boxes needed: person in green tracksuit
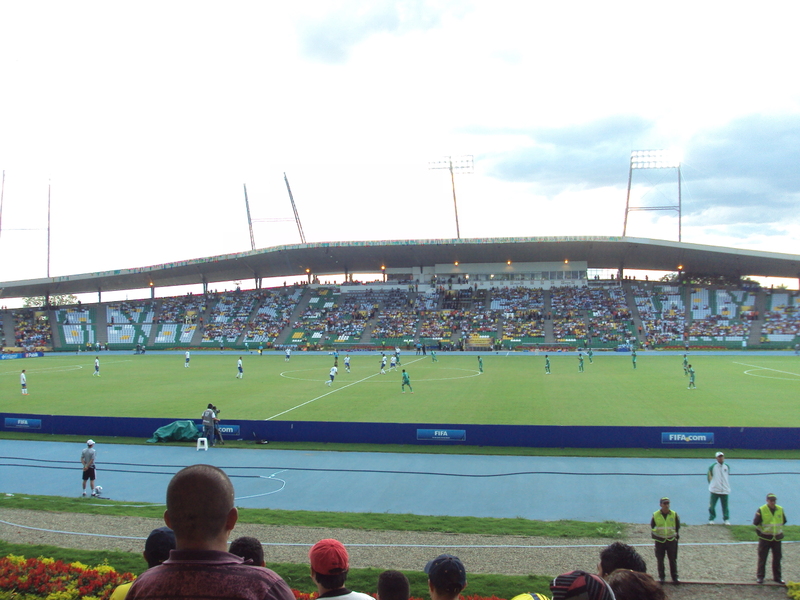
[431,350,438,362]
[578,353,584,372]
[683,354,689,375]
[632,349,637,369]
[587,348,593,364]
[401,369,413,393]
[687,365,696,389]
[545,355,551,374]
[478,356,483,373]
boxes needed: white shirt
[708,461,731,495]
[330,366,338,377]
[186,351,190,359]
[20,373,26,385]
[237,359,243,368]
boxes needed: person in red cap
[424,554,467,600]
[309,539,372,600]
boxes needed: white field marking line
[235,471,287,500]
[734,362,800,379]
[281,366,480,383]
[266,356,427,421]
[0,359,133,376]
[0,365,84,376]
[265,372,383,420]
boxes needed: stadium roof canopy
[2,236,799,299]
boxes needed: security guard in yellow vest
[650,497,680,584]
[753,493,786,584]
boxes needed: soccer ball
[94,486,103,495]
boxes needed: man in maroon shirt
[128,464,294,600]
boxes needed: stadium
[1,234,799,450]
[3,5,800,598]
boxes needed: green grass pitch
[3,352,799,427]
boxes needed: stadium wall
[2,413,797,450]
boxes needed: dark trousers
[757,538,782,581]
[654,540,679,581]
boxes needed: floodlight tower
[428,155,474,239]
[622,149,682,241]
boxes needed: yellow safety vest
[757,505,784,540]
[652,510,678,542]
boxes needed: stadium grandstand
[1,235,799,353]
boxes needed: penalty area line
[264,356,427,421]
[264,372,382,421]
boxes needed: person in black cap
[110,527,176,599]
[753,493,787,584]
[650,497,680,584]
[425,554,467,600]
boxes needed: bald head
[165,464,237,549]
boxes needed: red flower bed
[0,554,135,600]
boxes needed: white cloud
[0,0,798,284]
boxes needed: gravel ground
[0,508,793,599]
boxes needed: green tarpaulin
[147,420,201,443]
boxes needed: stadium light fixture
[428,155,474,239]
[623,149,683,242]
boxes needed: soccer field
[3,351,799,428]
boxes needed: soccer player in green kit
[478,356,483,373]
[431,350,438,362]
[683,353,689,375]
[401,369,413,393]
[578,353,584,372]
[587,347,593,364]
[632,349,637,369]
[544,354,551,374]
[687,364,696,389]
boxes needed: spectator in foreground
[127,464,294,600]
[110,527,176,600]
[377,570,410,600]
[425,554,467,600]
[230,536,265,567]
[309,538,372,600]
[598,541,647,578]
[606,569,665,600]
[550,570,614,600]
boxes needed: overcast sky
[1,1,799,290]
